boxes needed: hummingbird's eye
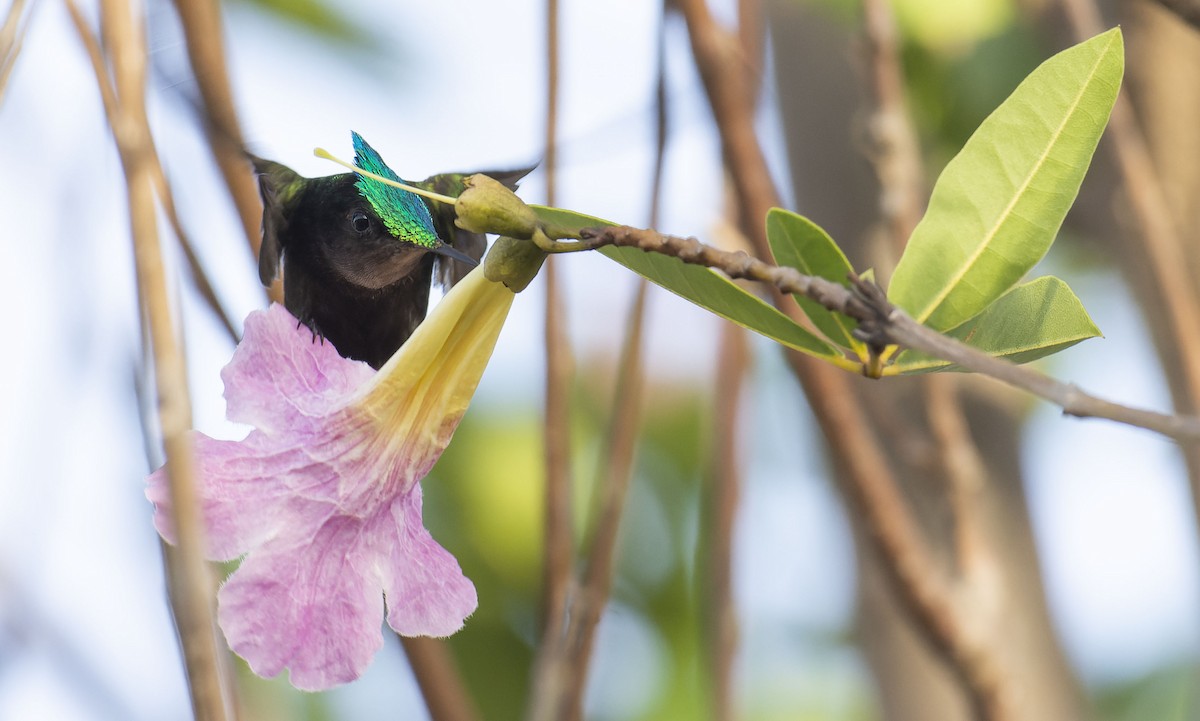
[351,212,371,233]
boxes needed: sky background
[0,0,1197,718]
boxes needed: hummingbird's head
[253,132,475,291]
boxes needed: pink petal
[222,304,374,435]
[378,486,477,637]
[217,516,384,691]
[145,286,509,689]
[146,431,342,560]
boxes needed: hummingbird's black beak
[430,242,480,268]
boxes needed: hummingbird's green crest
[351,132,440,250]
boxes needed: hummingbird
[252,132,532,369]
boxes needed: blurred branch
[65,0,116,113]
[923,377,988,575]
[67,0,240,344]
[399,637,481,721]
[1150,0,1200,30]
[1060,0,1200,524]
[170,0,281,304]
[558,10,669,715]
[528,0,576,718]
[705,317,747,721]
[737,0,764,90]
[80,0,231,718]
[0,0,33,108]
[707,6,755,718]
[561,279,649,721]
[860,0,924,264]
[528,259,575,721]
[152,168,241,342]
[676,0,779,254]
[861,0,987,582]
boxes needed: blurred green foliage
[227,0,370,46]
[903,25,1045,165]
[1095,663,1199,721]
[425,374,713,719]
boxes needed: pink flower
[147,266,519,691]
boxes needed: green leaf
[888,28,1123,331]
[766,208,864,353]
[892,276,1101,373]
[231,0,376,47]
[532,206,840,359]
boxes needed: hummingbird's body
[253,133,530,369]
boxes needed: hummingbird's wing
[417,165,537,288]
[251,156,307,286]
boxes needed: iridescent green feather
[352,132,439,249]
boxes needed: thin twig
[705,318,747,721]
[560,279,648,721]
[151,167,241,343]
[94,0,229,718]
[64,0,116,114]
[170,0,279,304]
[527,0,575,718]
[557,5,670,714]
[66,0,239,344]
[709,5,757,718]
[579,225,1200,443]
[526,258,575,721]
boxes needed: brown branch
[67,0,239,345]
[152,167,241,344]
[737,0,764,90]
[923,377,988,575]
[527,0,575,718]
[92,0,229,718]
[526,259,575,721]
[782,347,1007,721]
[707,8,755,718]
[861,0,988,583]
[578,224,1200,443]
[1150,0,1200,30]
[399,637,480,721]
[64,0,116,116]
[557,8,671,715]
[169,0,279,304]
[861,0,925,264]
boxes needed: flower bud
[454,174,540,239]
[484,236,547,293]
